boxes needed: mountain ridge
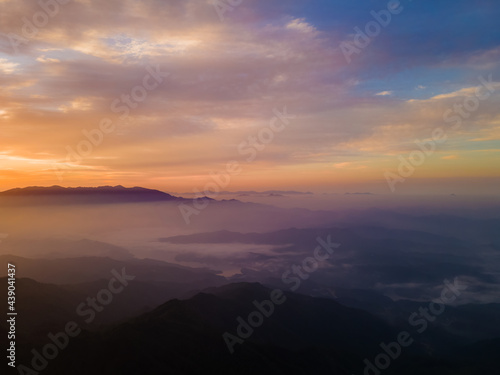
[0,185,215,205]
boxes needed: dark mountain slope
[45,283,426,375]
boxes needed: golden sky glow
[1,0,499,194]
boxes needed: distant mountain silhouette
[182,190,313,196]
[159,226,461,247]
[0,185,202,205]
[159,227,343,244]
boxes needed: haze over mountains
[1,186,499,374]
[1,186,499,299]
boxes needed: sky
[1,0,499,195]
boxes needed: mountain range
[0,185,190,205]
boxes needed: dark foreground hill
[5,282,500,374]
[12,283,478,375]
[32,283,402,374]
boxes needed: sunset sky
[1,0,499,194]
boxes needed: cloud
[0,0,499,191]
[36,56,60,63]
[431,87,485,100]
[0,58,19,73]
[334,162,352,169]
